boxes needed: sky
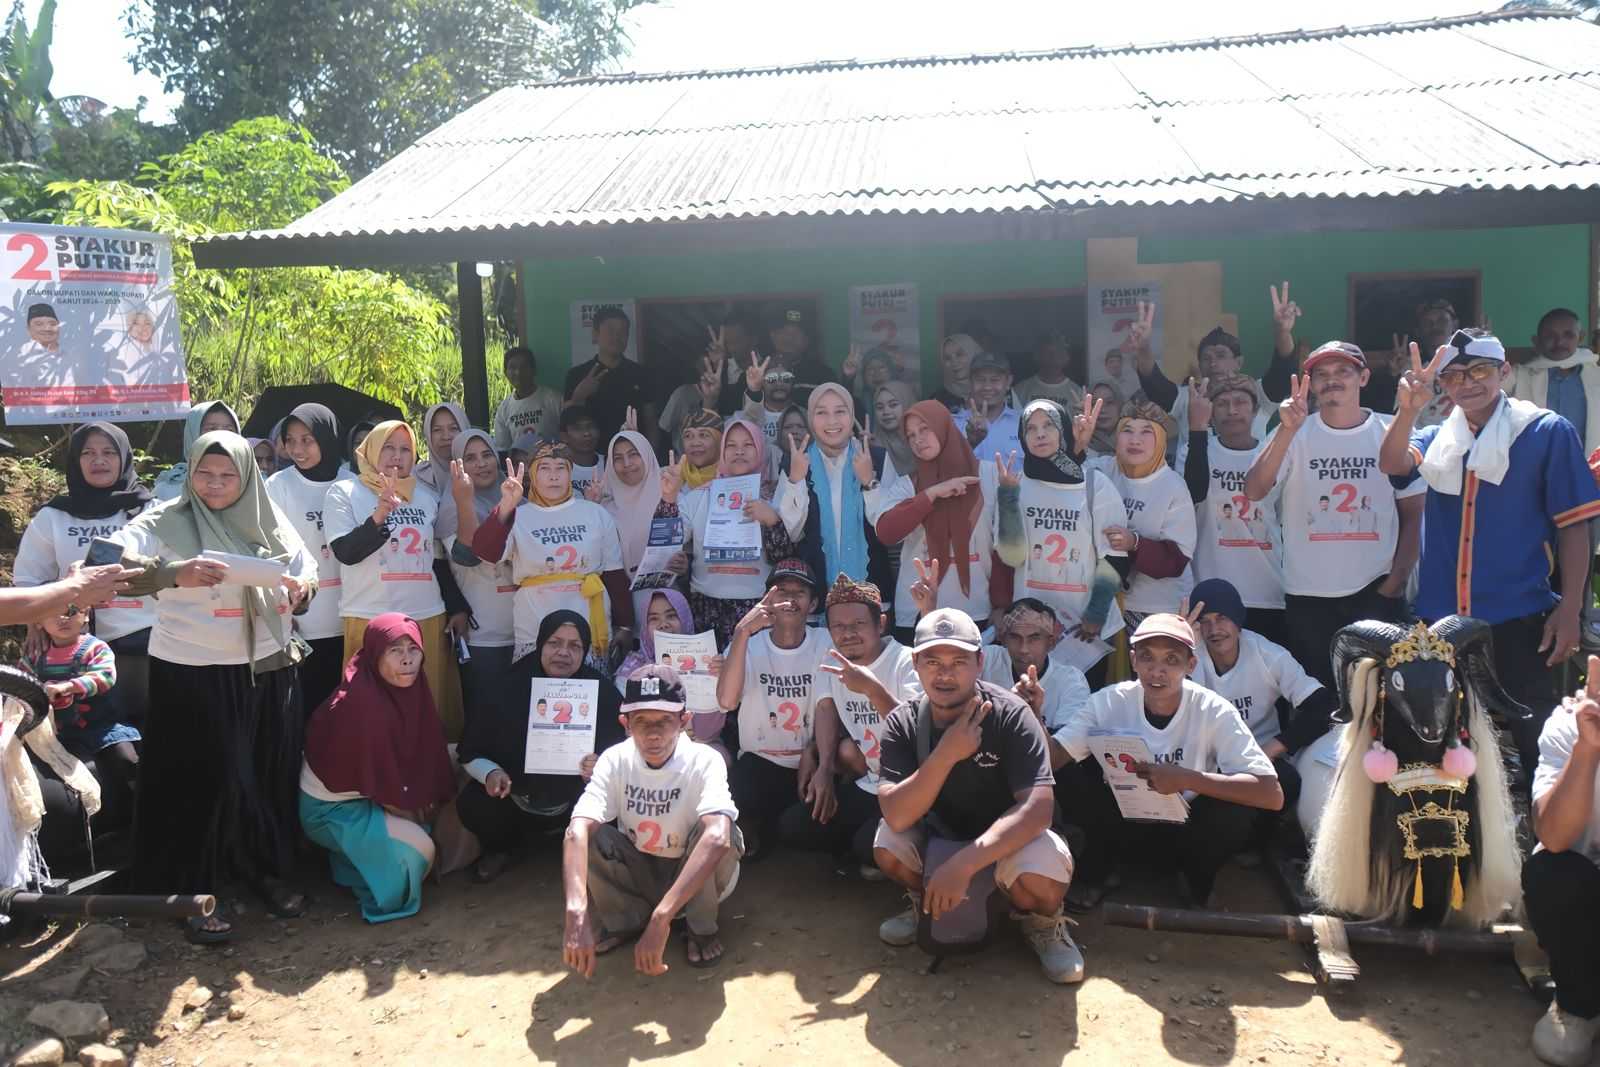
[40,0,1502,125]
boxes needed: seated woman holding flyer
[454,610,623,883]
[652,415,801,647]
[299,613,456,923]
[614,589,728,762]
[1053,611,1282,911]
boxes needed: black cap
[771,307,811,334]
[27,303,56,322]
[621,664,687,713]
[767,556,817,594]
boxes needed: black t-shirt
[563,356,659,442]
[877,679,1053,840]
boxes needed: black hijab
[280,402,344,482]
[1020,399,1085,486]
[345,418,376,476]
[457,609,623,792]
[45,422,152,519]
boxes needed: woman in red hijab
[299,613,456,923]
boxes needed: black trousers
[778,780,881,866]
[1486,610,1561,795]
[730,753,797,849]
[454,778,567,853]
[1055,759,1257,903]
[297,635,348,721]
[1525,848,1600,1018]
[1284,576,1407,690]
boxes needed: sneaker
[1020,909,1085,984]
[1533,1001,1599,1066]
[859,864,887,882]
[878,891,920,947]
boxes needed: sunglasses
[1438,361,1501,387]
[764,371,795,385]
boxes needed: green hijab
[152,400,241,498]
[138,430,302,662]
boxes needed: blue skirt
[299,792,431,924]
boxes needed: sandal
[182,913,233,945]
[471,851,510,884]
[1065,881,1109,913]
[258,877,307,919]
[683,930,724,969]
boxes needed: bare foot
[685,931,723,967]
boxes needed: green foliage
[0,0,57,162]
[145,116,347,231]
[124,0,654,176]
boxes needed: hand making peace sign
[746,354,772,394]
[496,459,526,518]
[909,556,941,617]
[852,415,876,485]
[1278,373,1312,433]
[1269,281,1301,334]
[1071,391,1103,455]
[1186,376,1212,431]
[1397,341,1450,417]
[996,448,1021,489]
[660,449,685,502]
[787,432,812,485]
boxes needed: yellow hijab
[681,410,723,489]
[356,421,418,502]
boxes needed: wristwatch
[862,477,880,492]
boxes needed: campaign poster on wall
[568,298,639,368]
[848,283,919,379]
[0,222,189,424]
[1086,281,1162,401]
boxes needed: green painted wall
[521,223,1589,390]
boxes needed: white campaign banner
[1086,281,1162,400]
[568,298,639,368]
[848,283,918,378]
[0,222,189,424]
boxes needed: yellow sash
[518,571,611,653]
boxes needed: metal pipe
[0,891,214,919]
[1103,903,1520,955]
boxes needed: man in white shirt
[1244,341,1423,689]
[977,597,1091,770]
[1055,613,1282,909]
[1524,658,1600,1065]
[493,346,564,448]
[563,665,742,975]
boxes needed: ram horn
[1329,620,1410,723]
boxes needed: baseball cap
[767,557,817,594]
[913,607,984,654]
[772,307,811,333]
[968,351,1011,376]
[1437,328,1507,372]
[1129,613,1197,651]
[1302,341,1366,374]
[621,664,687,714]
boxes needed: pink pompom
[1442,743,1477,780]
[1364,741,1399,783]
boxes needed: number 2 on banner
[7,233,50,281]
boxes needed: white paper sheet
[702,474,762,563]
[1089,734,1190,824]
[199,549,287,588]
[652,629,720,711]
[524,677,600,775]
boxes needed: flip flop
[259,878,307,919]
[182,913,233,945]
[684,930,723,969]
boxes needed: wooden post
[1103,903,1521,956]
[457,261,490,429]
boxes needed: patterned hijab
[1020,399,1083,486]
[1116,398,1176,479]
[680,409,723,490]
[528,441,574,507]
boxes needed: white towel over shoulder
[1418,394,1543,496]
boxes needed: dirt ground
[0,841,1549,1067]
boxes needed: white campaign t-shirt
[493,387,563,448]
[1009,472,1128,640]
[113,513,317,666]
[569,459,603,500]
[1273,411,1425,598]
[1060,679,1277,799]
[736,627,831,769]
[14,505,155,641]
[681,485,770,601]
[323,479,445,621]
[446,535,516,648]
[980,644,1091,733]
[266,466,355,641]
[759,405,784,444]
[816,639,918,794]
[1090,458,1197,615]
[491,497,623,657]
[1191,436,1285,610]
[873,461,1000,627]
[571,737,738,860]
[1534,708,1600,866]
[1193,630,1322,746]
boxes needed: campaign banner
[0,222,189,424]
[848,283,918,381]
[568,298,638,368]
[1086,281,1162,401]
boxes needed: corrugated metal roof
[198,10,1600,261]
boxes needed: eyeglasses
[1438,361,1501,387]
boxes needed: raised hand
[584,469,607,503]
[623,405,638,432]
[1013,663,1046,720]
[697,360,722,406]
[705,324,727,366]
[735,588,778,637]
[909,556,941,617]
[1122,300,1156,354]
[841,343,862,380]
[448,458,473,504]
[1278,373,1311,433]
[1072,391,1103,455]
[935,698,991,763]
[1570,656,1600,751]
[1269,282,1301,333]
[497,458,526,516]
[572,361,607,403]
[1186,376,1212,431]
[819,648,878,695]
[1397,341,1449,416]
[1178,595,1206,626]
[373,471,405,524]
[964,413,988,449]
[660,449,684,502]
[924,475,980,503]
[852,416,875,484]
[746,355,771,394]
[1389,333,1411,375]
[996,449,1021,489]
[787,433,812,485]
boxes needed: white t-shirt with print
[493,387,563,449]
[266,466,355,641]
[113,515,317,667]
[1273,411,1425,598]
[569,459,603,500]
[1191,437,1285,610]
[1193,630,1322,746]
[14,505,155,641]
[680,484,770,602]
[872,461,1000,627]
[1060,678,1277,799]
[980,643,1091,733]
[571,737,738,860]
[736,627,830,769]
[489,497,623,657]
[817,639,918,794]
[1089,458,1197,615]
[446,536,516,648]
[1008,472,1128,640]
[323,479,445,621]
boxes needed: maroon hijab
[304,613,456,810]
